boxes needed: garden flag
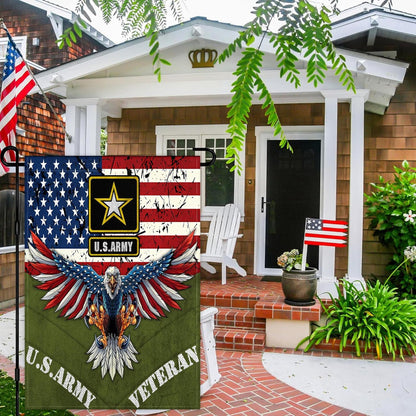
[0,32,35,175]
[304,218,348,247]
[25,156,200,409]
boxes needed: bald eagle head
[104,266,121,299]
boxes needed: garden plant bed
[307,338,416,362]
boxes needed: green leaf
[73,22,82,37]
[69,30,77,43]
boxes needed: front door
[255,128,322,276]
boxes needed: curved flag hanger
[193,147,216,167]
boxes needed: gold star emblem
[95,182,132,225]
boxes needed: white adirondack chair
[201,204,247,285]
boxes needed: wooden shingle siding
[0,0,107,191]
[0,251,24,305]
[363,67,416,281]
[0,0,105,68]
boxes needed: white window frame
[0,36,28,60]
[156,125,245,221]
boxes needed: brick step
[200,291,259,310]
[215,307,266,331]
[214,327,265,352]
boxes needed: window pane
[205,160,234,206]
[167,149,176,156]
[177,139,185,148]
[206,138,214,148]
[188,139,195,148]
[0,190,25,247]
[177,149,186,156]
[216,138,225,148]
[167,139,176,149]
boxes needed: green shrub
[298,279,416,360]
[365,160,416,298]
[0,370,73,416]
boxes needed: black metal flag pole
[1,145,24,416]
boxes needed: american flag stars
[305,218,323,231]
[25,157,102,248]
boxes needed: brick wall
[107,103,351,277]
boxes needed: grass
[0,370,74,416]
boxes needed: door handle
[261,197,271,213]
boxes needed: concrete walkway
[263,352,416,416]
[1,306,415,415]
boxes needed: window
[0,36,27,60]
[156,125,245,220]
[0,190,24,250]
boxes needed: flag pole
[301,218,308,271]
[0,146,23,416]
[0,19,72,143]
[301,242,308,271]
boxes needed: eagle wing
[120,231,198,320]
[26,231,103,319]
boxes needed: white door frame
[254,126,325,276]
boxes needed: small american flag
[304,217,348,247]
[0,33,35,175]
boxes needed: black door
[264,140,321,269]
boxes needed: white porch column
[318,92,339,297]
[63,99,102,156]
[345,90,369,288]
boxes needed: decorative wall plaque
[188,48,218,68]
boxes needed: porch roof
[331,1,416,46]
[32,10,409,118]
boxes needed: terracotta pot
[281,267,317,306]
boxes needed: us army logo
[88,176,139,256]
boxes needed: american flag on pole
[25,156,201,409]
[0,33,35,175]
[304,217,348,248]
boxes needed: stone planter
[281,267,317,306]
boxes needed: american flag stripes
[0,33,35,175]
[304,217,348,248]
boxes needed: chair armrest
[221,234,243,240]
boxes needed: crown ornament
[188,48,218,68]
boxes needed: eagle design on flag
[26,230,198,380]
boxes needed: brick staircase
[200,289,266,352]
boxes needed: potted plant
[277,249,317,306]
